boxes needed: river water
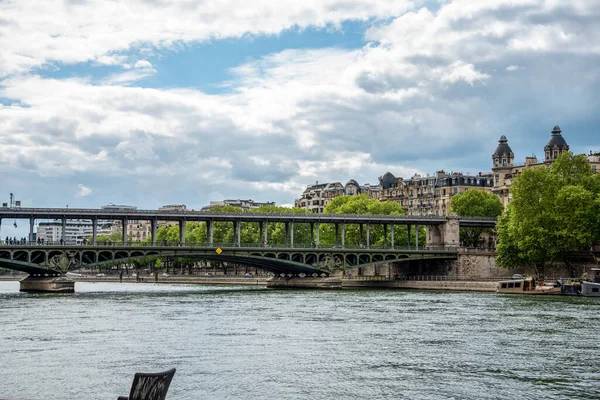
[0,281,599,400]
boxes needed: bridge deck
[0,207,497,227]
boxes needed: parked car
[95,273,106,277]
[162,273,170,277]
[204,273,213,277]
[244,273,253,278]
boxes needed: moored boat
[580,268,600,297]
[496,277,561,295]
[580,281,600,297]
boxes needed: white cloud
[76,184,92,197]
[506,65,520,71]
[0,0,414,78]
[438,61,490,86]
[0,0,599,209]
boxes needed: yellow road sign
[215,247,222,255]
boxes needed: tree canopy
[321,194,424,247]
[450,188,503,247]
[147,195,424,247]
[496,152,600,270]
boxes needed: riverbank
[0,275,498,291]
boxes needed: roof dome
[344,179,361,194]
[380,172,395,189]
[345,179,360,188]
[545,125,568,149]
[493,135,513,158]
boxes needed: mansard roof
[493,135,514,158]
[379,171,395,189]
[545,125,568,149]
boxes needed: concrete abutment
[20,276,75,293]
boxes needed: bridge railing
[0,240,457,252]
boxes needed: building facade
[378,171,494,216]
[37,220,93,244]
[295,181,379,213]
[202,199,276,212]
[295,125,599,215]
[490,125,599,206]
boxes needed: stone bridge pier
[426,213,460,248]
[20,276,75,293]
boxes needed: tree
[450,189,503,247]
[320,194,422,247]
[94,231,124,244]
[496,152,600,272]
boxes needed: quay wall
[342,279,498,292]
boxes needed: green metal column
[259,222,263,246]
[150,219,156,246]
[29,218,35,243]
[208,220,214,246]
[263,221,268,246]
[383,224,387,247]
[179,219,186,245]
[121,219,127,245]
[415,224,419,250]
[93,218,98,245]
[359,224,363,246]
[61,218,66,244]
[285,222,289,247]
[316,222,320,248]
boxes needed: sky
[1,0,600,235]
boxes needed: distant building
[36,220,94,244]
[378,171,494,216]
[202,199,275,211]
[295,125,596,215]
[295,182,344,213]
[489,125,597,206]
[159,204,187,212]
[101,204,137,211]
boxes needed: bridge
[0,207,497,291]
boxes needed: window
[501,283,507,288]
[593,165,597,173]
[514,282,521,288]
[592,288,599,293]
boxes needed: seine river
[0,281,599,400]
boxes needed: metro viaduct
[0,243,459,278]
[0,208,497,281]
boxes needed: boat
[496,276,561,295]
[580,268,600,297]
[580,281,600,297]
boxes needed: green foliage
[496,152,600,268]
[320,195,424,246]
[451,189,503,217]
[95,231,123,244]
[450,189,503,247]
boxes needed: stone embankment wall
[346,250,597,281]
[342,279,498,291]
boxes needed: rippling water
[1,281,599,400]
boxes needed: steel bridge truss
[0,244,458,277]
